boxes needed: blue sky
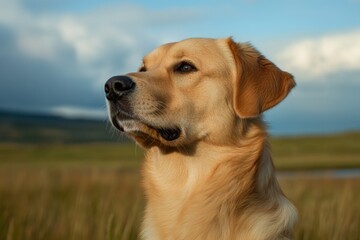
[0,0,359,135]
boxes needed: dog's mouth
[110,111,181,142]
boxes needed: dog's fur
[106,38,297,239]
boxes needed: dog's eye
[174,61,197,73]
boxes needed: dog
[105,37,297,240]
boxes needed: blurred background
[0,0,359,239]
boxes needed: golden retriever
[105,37,297,240]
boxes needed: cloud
[50,106,106,119]
[0,0,198,115]
[266,30,360,134]
[0,0,359,134]
[277,30,360,80]
[0,26,103,111]
[0,1,199,82]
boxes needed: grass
[0,168,143,240]
[0,143,143,168]
[0,167,359,240]
[282,178,360,240]
[271,132,360,170]
[0,132,360,239]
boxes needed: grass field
[0,132,360,240]
[272,132,360,170]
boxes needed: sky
[0,0,359,135]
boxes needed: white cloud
[0,1,198,87]
[50,106,106,119]
[17,31,61,61]
[277,30,360,80]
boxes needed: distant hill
[0,110,126,143]
[2,109,359,144]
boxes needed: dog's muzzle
[104,75,182,142]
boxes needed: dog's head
[105,38,295,148]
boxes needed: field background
[0,111,360,240]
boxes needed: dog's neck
[143,119,278,203]
[141,120,296,239]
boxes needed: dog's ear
[227,38,295,118]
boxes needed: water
[277,168,360,179]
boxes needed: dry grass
[281,178,360,240]
[0,132,360,240]
[0,166,359,240]
[0,167,143,240]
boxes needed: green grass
[0,132,360,239]
[271,132,360,170]
[0,143,143,168]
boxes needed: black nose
[104,75,135,101]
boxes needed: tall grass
[1,166,359,240]
[0,167,143,240]
[281,178,360,240]
[1,132,360,239]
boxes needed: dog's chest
[146,155,208,200]
[143,153,218,233]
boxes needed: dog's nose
[104,75,135,101]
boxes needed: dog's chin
[111,117,183,148]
